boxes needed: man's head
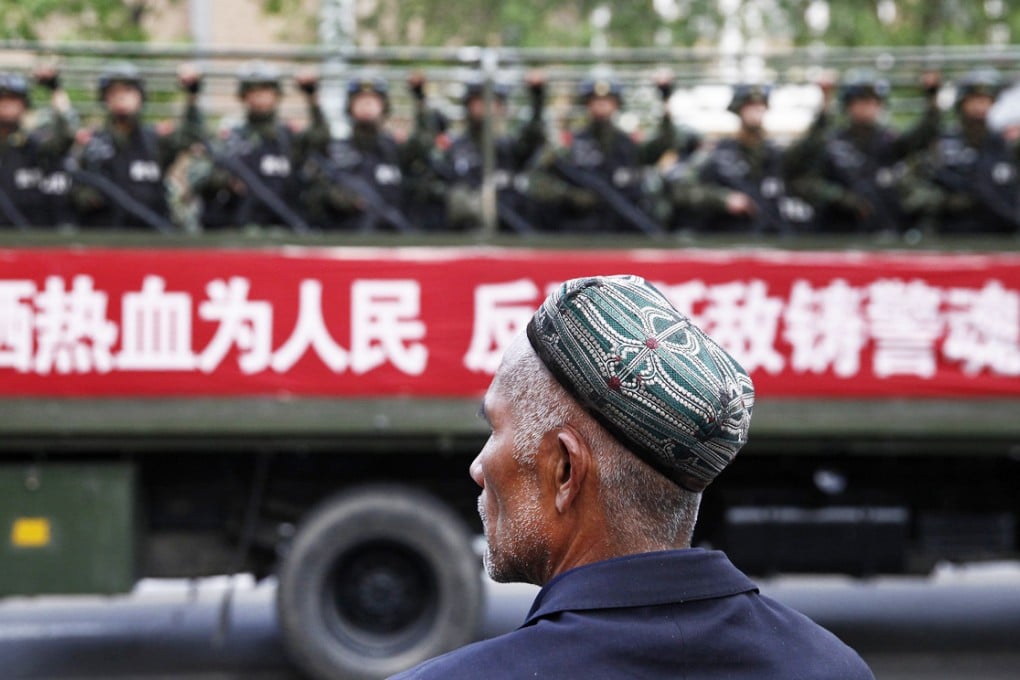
[0,73,30,127]
[578,75,622,123]
[728,84,770,133]
[840,70,889,126]
[346,75,390,124]
[463,79,509,123]
[237,60,283,118]
[472,275,755,586]
[955,68,1001,123]
[98,62,145,120]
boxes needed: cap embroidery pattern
[527,275,755,491]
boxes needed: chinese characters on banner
[1,247,1018,397]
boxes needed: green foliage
[0,0,177,42]
[5,0,1017,47]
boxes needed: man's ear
[551,425,591,514]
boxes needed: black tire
[277,484,483,680]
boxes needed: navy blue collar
[523,548,758,626]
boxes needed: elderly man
[390,275,873,679]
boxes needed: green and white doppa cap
[526,275,755,492]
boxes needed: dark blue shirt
[390,548,874,679]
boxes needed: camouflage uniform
[438,78,546,233]
[301,75,438,232]
[0,72,76,228]
[73,62,205,230]
[526,74,685,235]
[785,70,941,234]
[912,69,1020,235]
[189,61,327,230]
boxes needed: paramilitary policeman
[918,68,1020,235]
[527,71,677,235]
[785,69,941,234]
[439,72,547,233]
[672,84,807,234]
[73,61,204,230]
[301,73,438,232]
[0,69,76,228]
[189,60,326,230]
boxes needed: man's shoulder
[388,629,536,680]
[742,593,875,679]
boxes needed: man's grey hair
[495,337,701,547]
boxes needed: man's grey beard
[477,493,548,585]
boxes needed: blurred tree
[4,0,1014,48]
[281,0,1016,49]
[801,0,1013,47]
[0,0,179,41]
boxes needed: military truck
[2,40,1020,679]
[1,230,1018,680]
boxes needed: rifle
[552,158,664,237]
[64,158,176,234]
[0,184,31,230]
[707,161,791,236]
[429,155,535,234]
[933,153,1020,231]
[311,152,415,234]
[494,192,534,235]
[200,140,313,234]
[826,141,899,233]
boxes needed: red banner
[1,247,1018,398]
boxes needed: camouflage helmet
[727,84,770,114]
[577,72,623,105]
[236,60,283,97]
[98,61,145,101]
[840,69,890,107]
[954,68,1003,109]
[462,77,510,106]
[0,72,30,107]
[345,74,390,116]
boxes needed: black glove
[35,72,60,91]
[409,78,426,102]
[180,76,203,95]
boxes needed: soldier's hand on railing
[295,68,319,97]
[408,71,427,101]
[525,70,547,98]
[177,63,203,95]
[817,71,838,108]
[34,63,72,113]
[920,71,942,100]
[654,69,674,101]
[32,65,60,91]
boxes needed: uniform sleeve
[888,100,941,161]
[30,106,76,159]
[783,108,832,181]
[640,113,701,166]
[295,102,331,160]
[509,86,548,171]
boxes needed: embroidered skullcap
[526,275,754,492]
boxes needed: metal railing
[2,40,1018,127]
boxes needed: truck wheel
[276,485,483,680]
